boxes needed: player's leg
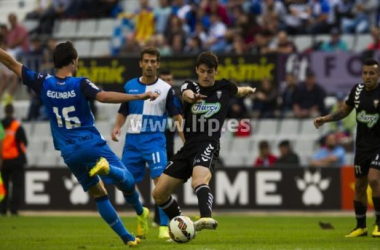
[143,141,170,238]
[346,160,369,237]
[192,166,218,231]
[64,150,140,246]
[88,180,140,246]
[368,168,380,237]
[153,173,184,220]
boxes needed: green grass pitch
[0,214,379,249]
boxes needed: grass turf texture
[0,215,379,250]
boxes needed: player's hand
[245,87,256,96]
[141,91,159,101]
[190,93,207,103]
[111,127,121,142]
[314,117,326,129]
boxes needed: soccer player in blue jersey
[0,41,158,246]
[111,47,185,239]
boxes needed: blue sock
[95,195,134,244]
[124,191,143,215]
[158,206,169,226]
[108,165,135,193]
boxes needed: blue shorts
[122,133,167,183]
[62,141,130,191]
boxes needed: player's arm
[112,101,128,142]
[314,103,354,129]
[182,89,206,104]
[0,48,22,78]
[96,91,157,103]
[235,86,256,97]
[173,114,185,143]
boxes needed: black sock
[195,184,213,218]
[154,203,160,224]
[354,200,367,228]
[372,197,380,226]
[159,196,181,220]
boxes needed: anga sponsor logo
[357,110,379,128]
[191,101,221,118]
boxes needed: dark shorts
[354,151,380,178]
[163,141,220,182]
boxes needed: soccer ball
[168,216,195,243]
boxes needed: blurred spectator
[203,0,231,26]
[191,22,207,45]
[36,0,80,34]
[26,0,52,20]
[155,0,172,34]
[154,34,173,56]
[310,133,345,167]
[251,31,270,55]
[270,31,297,54]
[83,0,121,18]
[293,69,326,118]
[165,15,187,50]
[227,96,248,119]
[279,72,298,117]
[120,34,141,56]
[366,26,380,50]
[226,34,246,55]
[308,0,331,34]
[171,33,185,54]
[184,36,203,54]
[0,104,28,216]
[232,9,261,47]
[319,28,349,52]
[341,0,372,33]
[283,0,310,35]
[41,37,57,73]
[253,78,278,118]
[6,13,30,54]
[133,0,155,46]
[205,14,227,53]
[254,140,277,167]
[260,0,287,29]
[0,35,18,105]
[329,92,356,135]
[274,140,300,167]
[0,25,7,38]
[173,0,192,20]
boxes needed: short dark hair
[259,140,269,150]
[140,47,160,62]
[196,51,218,70]
[4,103,14,116]
[363,58,379,67]
[279,140,290,148]
[53,41,78,69]
[159,69,171,76]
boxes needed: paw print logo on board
[63,175,90,205]
[295,171,330,206]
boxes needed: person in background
[310,133,345,167]
[329,92,356,135]
[319,28,349,52]
[254,140,277,167]
[293,69,326,118]
[0,104,27,216]
[274,140,300,167]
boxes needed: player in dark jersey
[152,51,255,231]
[0,42,158,246]
[314,58,380,238]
